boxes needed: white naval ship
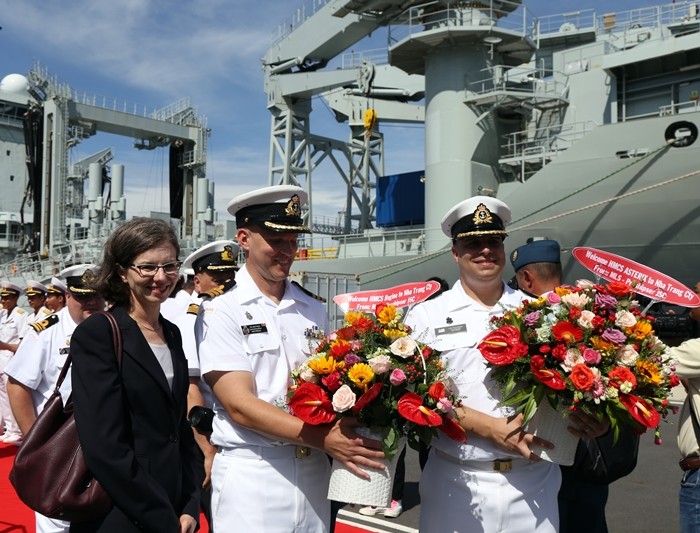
[261,0,700,321]
[0,63,218,287]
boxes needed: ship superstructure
[263,0,700,315]
[0,64,216,282]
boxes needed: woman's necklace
[135,320,162,332]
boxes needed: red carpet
[0,443,365,532]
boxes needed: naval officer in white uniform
[5,264,105,533]
[196,185,384,533]
[406,196,561,533]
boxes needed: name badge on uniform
[434,324,467,336]
[59,347,70,355]
[241,323,268,335]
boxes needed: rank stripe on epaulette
[187,303,201,315]
[31,313,59,333]
[291,281,326,303]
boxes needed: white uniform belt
[218,444,319,460]
[434,448,532,472]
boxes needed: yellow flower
[308,355,343,376]
[348,363,375,390]
[628,320,653,340]
[383,328,407,341]
[529,297,548,310]
[635,360,663,386]
[591,336,614,355]
[554,286,572,297]
[345,311,363,325]
[377,305,398,326]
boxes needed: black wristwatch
[187,406,214,433]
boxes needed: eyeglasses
[129,261,182,278]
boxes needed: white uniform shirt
[172,293,214,406]
[24,306,53,337]
[160,289,193,322]
[406,279,526,461]
[196,264,329,448]
[0,306,29,361]
[4,307,77,410]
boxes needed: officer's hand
[567,411,610,439]
[321,418,386,479]
[490,413,554,460]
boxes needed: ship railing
[535,9,596,36]
[0,113,24,129]
[388,0,536,45]
[500,120,599,168]
[341,48,390,69]
[467,65,568,99]
[658,98,700,117]
[272,0,332,45]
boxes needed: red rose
[322,372,343,392]
[608,366,637,389]
[422,346,434,359]
[670,374,681,388]
[530,355,545,370]
[569,364,596,391]
[397,392,442,426]
[353,382,382,414]
[552,322,584,344]
[478,326,529,366]
[568,307,582,320]
[428,382,446,401]
[591,316,606,329]
[439,415,467,443]
[619,393,661,429]
[288,383,336,424]
[539,344,551,354]
[551,344,568,361]
[353,317,375,334]
[606,281,632,297]
[531,366,567,390]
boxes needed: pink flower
[546,292,561,305]
[332,384,357,413]
[389,368,406,385]
[368,354,392,374]
[437,397,454,413]
[582,348,601,365]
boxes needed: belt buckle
[493,459,512,472]
[295,446,311,459]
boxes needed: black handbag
[573,423,640,485]
[9,311,121,521]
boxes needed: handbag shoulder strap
[53,311,124,394]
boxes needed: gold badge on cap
[221,245,234,262]
[285,194,301,217]
[473,203,493,226]
[81,269,95,285]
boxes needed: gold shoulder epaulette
[291,281,326,303]
[16,308,25,314]
[31,313,59,333]
[200,285,225,300]
[187,303,201,315]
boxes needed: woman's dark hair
[92,218,180,306]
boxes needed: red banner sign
[573,247,700,307]
[333,281,442,314]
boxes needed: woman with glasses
[70,218,200,533]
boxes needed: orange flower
[606,281,633,297]
[590,336,614,354]
[569,364,596,391]
[329,339,352,359]
[627,320,653,340]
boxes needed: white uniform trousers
[0,354,21,437]
[211,445,331,533]
[35,513,69,533]
[419,448,561,533]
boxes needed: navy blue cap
[510,240,561,271]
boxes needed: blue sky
[1,0,665,222]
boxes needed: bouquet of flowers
[288,303,466,459]
[478,280,679,442]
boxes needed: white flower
[299,365,319,384]
[615,310,637,328]
[560,348,584,372]
[368,354,393,374]
[332,385,356,413]
[576,279,595,289]
[561,293,591,309]
[578,310,596,330]
[616,344,639,366]
[390,336,417,359]
[535,324,552,343]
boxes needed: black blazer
[70,306,200,532]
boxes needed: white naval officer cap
[227,185,311,233]
[441,195,511,240]
[183,240,240,272]
[47,276,68,295]
[60,264,99,294]
[25,280,49,296]
[0,281,21,297]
